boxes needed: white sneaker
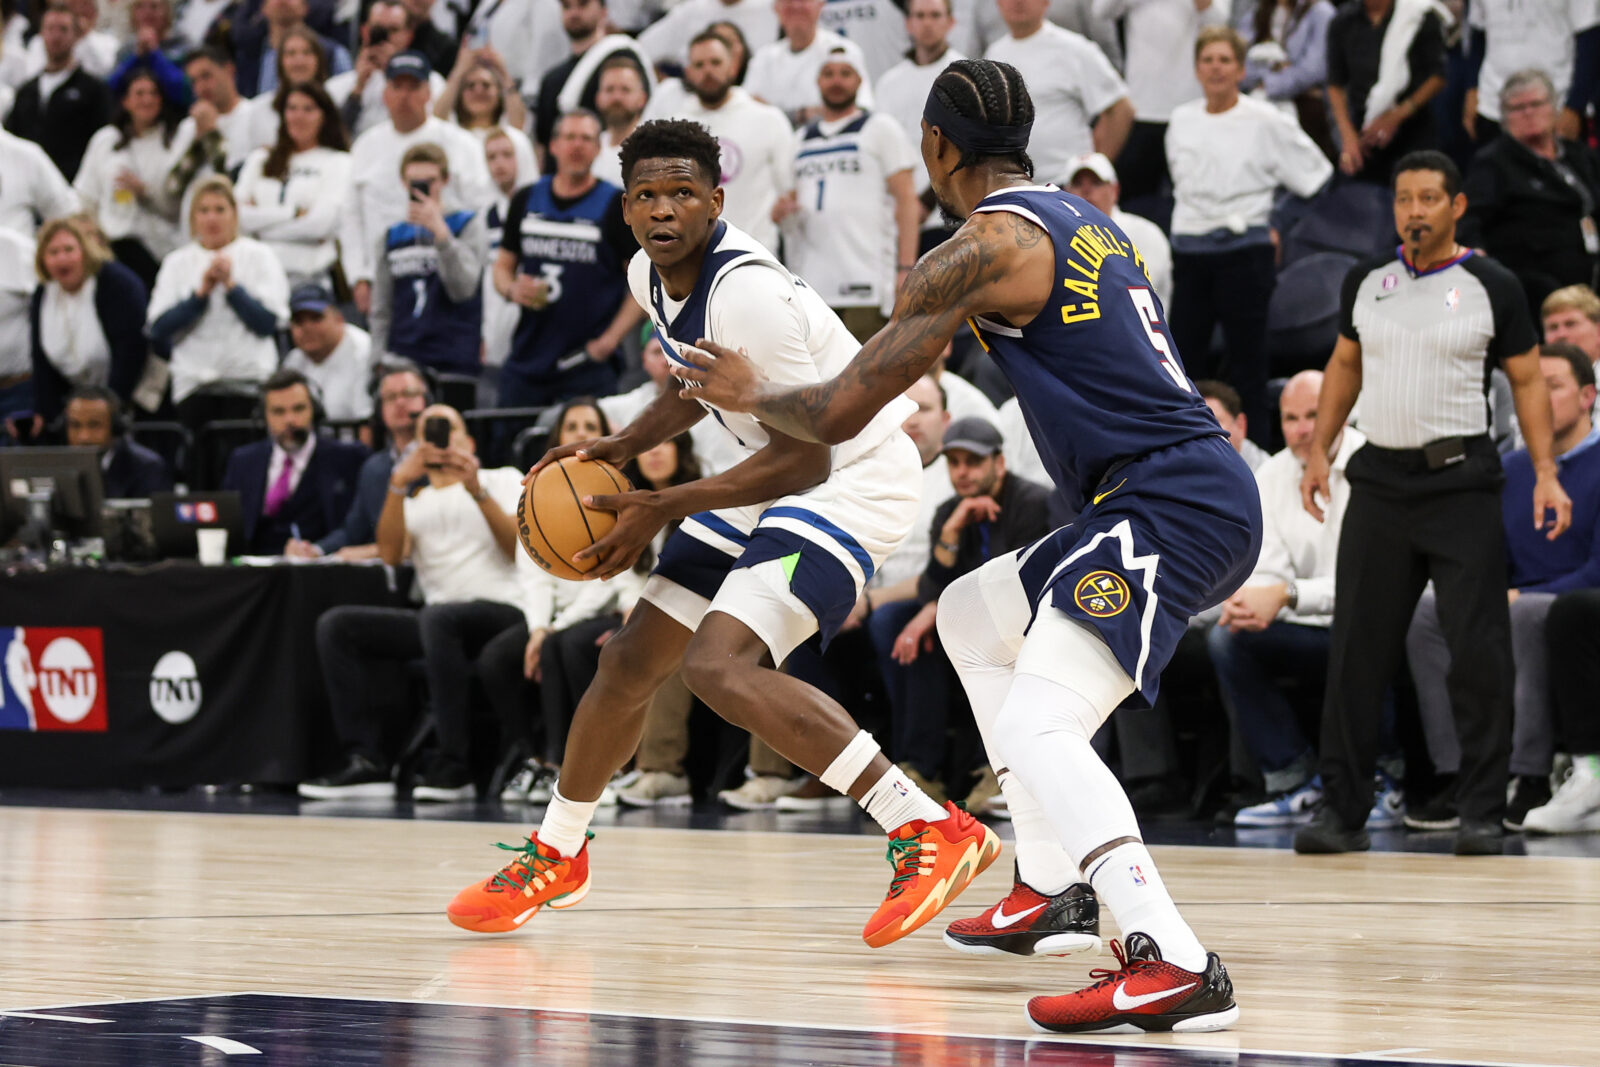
[718,774,800,811]
[499,760,556,804]
[617,770,691,807]
[1521,766,1600,834]
[1235,779,1322,827]
[1366,773,1405,830]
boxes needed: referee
[1295,150,1573,857]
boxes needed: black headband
[922,91,1032,157]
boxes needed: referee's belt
[1365,434,1493,472]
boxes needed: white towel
[1364,0,1454,122]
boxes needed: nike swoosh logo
[1112,981,1197,1010]
[990,901,1046,928]
[1092,478,1127,506]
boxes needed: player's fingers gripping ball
[518,456,633,580]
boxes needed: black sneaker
[298,753,394,799]
[1025,932,1238,1034]
[1292,809,1370,854]
[1403,787,1460,831]
[413,759,476,802]
[1454,818,1505,855]
[1503,774,1552,831]
[943,864,1100,958]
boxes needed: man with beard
[657,29,793,249]
[779,46,919,341]
[591,55,649,188]
[220,367,369,554]
[63,386,172,499]
[533,0,653,166]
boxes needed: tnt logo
[0,627,108,731]
[1130,865,1147,886]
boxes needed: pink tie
[264,455,295,517]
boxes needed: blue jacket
[221,434,369,554]
[103,439,173,499]
[29,262,151,422]
[1503,429,1600,594]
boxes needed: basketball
[517,456,632,580]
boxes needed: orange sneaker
[862,801,1001,948]
[446,831,591,933]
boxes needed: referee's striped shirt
[1339,246,1537,449]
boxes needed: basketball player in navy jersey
[684,58,1258,1034]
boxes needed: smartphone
[423,415,451,449]
[409,178,431,200]
[368,24,390,47]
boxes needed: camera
[368,24,390,47]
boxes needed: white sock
[539,786,598,858]
[860,765,947,832]
[1087,842,1206,972]
[1001,770,1079,895]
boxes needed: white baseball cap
[1065,152,1118,185]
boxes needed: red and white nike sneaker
[1026,933,1239,1034]
[943,864,1101,958]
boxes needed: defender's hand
[675,339,767,413]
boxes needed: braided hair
[928,59,1035,178]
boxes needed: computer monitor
[0,447,105,544]
[149,491,245,559]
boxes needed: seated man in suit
[64,386,173,498]
[221,368,369,554]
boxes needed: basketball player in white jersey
[781,45,922,341]
[447,117,1001,947]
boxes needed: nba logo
[197,502,217,523]
[1130,865,1147,886]
[1445,287,1461,311]
[177,503,195,522]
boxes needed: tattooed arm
[679,208,1055,444]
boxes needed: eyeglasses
[380,389,427,403]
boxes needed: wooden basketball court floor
[1,805,1597,1066]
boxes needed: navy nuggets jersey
[966,185,1221,511]
[503,178,629,382]
[384,211,483,374]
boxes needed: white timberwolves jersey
[785,110,917,314]
[820,0,911,80]
[626,220,913,469]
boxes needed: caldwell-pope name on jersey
[1059,222,1153,325]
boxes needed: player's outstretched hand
[572,489,670,580]
[676,339,767,413]
[525,435,633,486]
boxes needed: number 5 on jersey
[1128,287,1190,392]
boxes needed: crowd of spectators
[0,0,1598,840]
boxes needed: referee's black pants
[1319,438,1513,829]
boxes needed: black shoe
[1403,788,1460,830]
[1503,774,1552,831]
[1454,818,1505,855]
[1126,776,1188,817]
[943,864,1101,958]
[1025,932,1239,1034]
[1293,809,1370,854]
[298,753,394,799]
[413,758,476,802]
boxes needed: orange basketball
[517,456,632,580]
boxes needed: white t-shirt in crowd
[592,126,630,188]
[0,226,35,377]
[820,0,912,80]
[283,324,376,421]
[1092,0,1228,122]
[997,396,1050,488]
[0,127,78,235]
[146,235,291,403]
[1113,205,1173,305]
[785,109,916,313]
[744,31,875,120]
[649,87,795,250]
[638,0,780,65]
[74,124,193,259]
[1471,0,1600,122]
[339,116,494,285]
[940,368,999,426]
[985,22,1127,184]
[875,47,966,194]
[404,466,525,607]
[1165,93,1332,238]
[174,99,259,176]
[234,145,352,282]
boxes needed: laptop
[149,491,246,560]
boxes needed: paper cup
[196,527,229,565]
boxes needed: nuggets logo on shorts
[1073,571,1131,618]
